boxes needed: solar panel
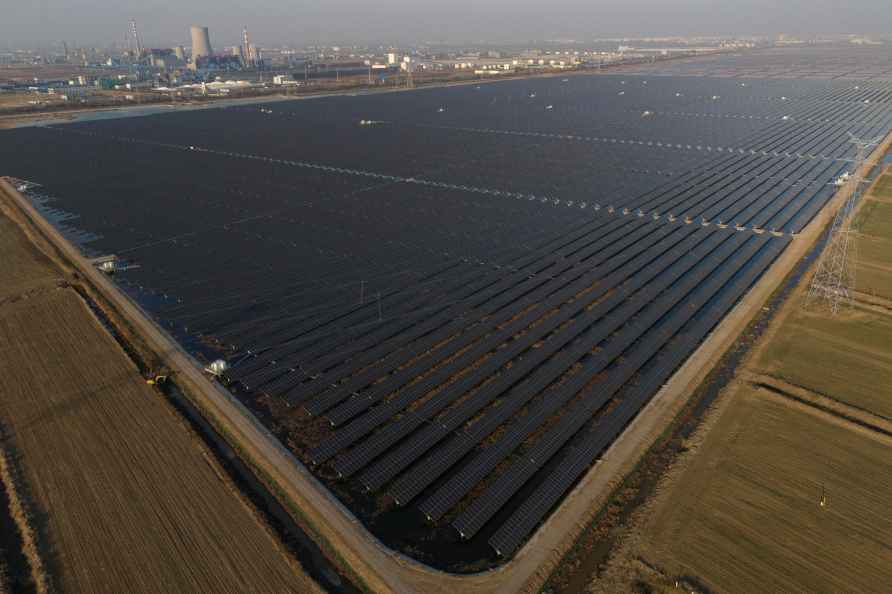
[418,232,758,522]
[488,234,789,556]
[335,224,708,478]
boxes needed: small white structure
[91,255,119,274]
[205,359,229,376]
[98,260,117,273]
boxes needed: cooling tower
[190,26,213,60]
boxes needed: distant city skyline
[4,0,891,48]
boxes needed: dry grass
[754,303,892,419]
[0,446,49,593]
[0,206,319,593]
[0,290,320,593]
[0,215,58,301]
[871,172,892,200]
[639,387,892,594]
[855,173,892,300]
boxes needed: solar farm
[3,45,892,570]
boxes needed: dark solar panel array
[2,60,891,563]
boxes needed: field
[756,305,892,418]
[855,170,892,300]
[0,207,319,593]
[0,92,38,108]
[0,213,57,301]
[638,387,892,593]
[3,45,892,567]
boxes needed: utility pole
[806,135,881,314]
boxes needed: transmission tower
[129,19,143,57]
[242,26,254,68]
[806,135,881,314]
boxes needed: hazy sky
[4,0,891,48]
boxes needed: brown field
[871,171,892,199]
[855,171,892,300]
[0,65,119,85]
[0,93,34,108]
[638,387,892,594]
[0,206,320,593]
[0,214,58,301]
[755,305,892,419]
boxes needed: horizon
[5,0,892,49]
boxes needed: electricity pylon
[806,135,881,314]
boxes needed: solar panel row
[355,224,713,490]
[296,215,645,413]
[332,225,711,478]
[417,232,759,522]
[386,228,741,507]
[321,218,675,426]
[488,235,790,555]
[451,234,773,538]
[307,223,676,464]
[296,215,640,414]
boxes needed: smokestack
[190,25,213,60]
